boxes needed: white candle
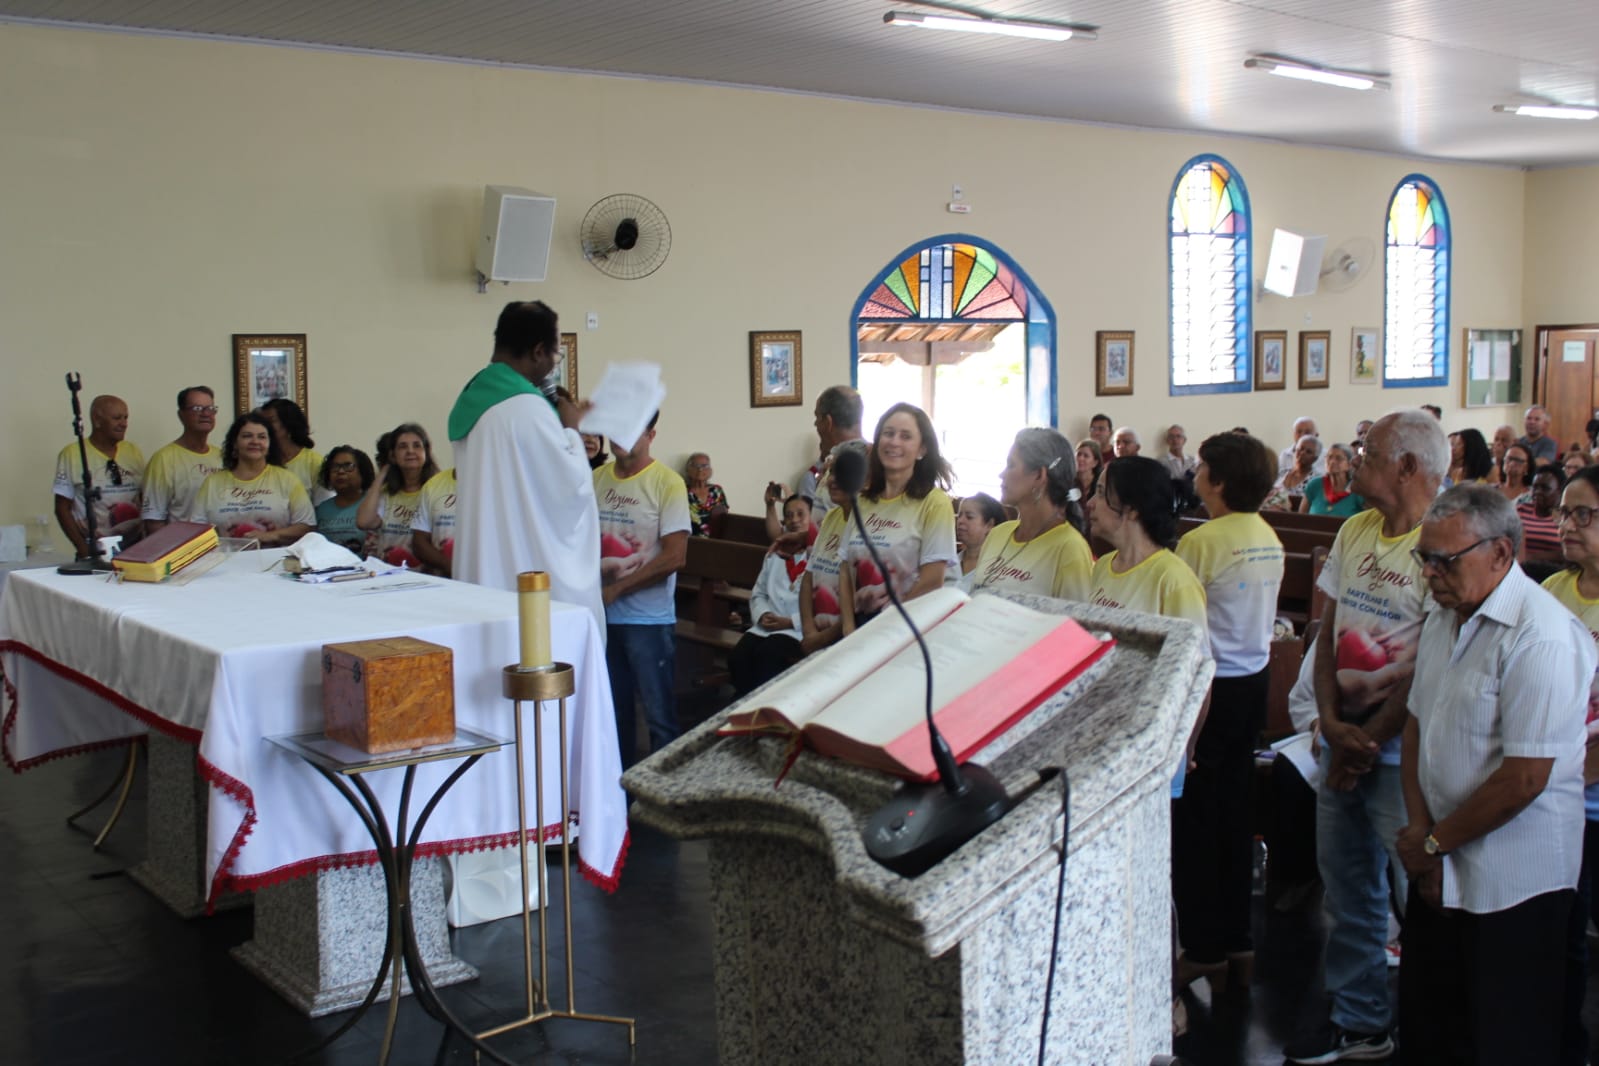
[517,571,552,669]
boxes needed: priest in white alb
[448,300,605,635]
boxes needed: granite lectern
[623,593,1212,1066]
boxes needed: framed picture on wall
[554,332,579,396]
[1254,331,1287,390]
[233,334,308,417]
[1299,331,1331,389]
[1350,327,1380,385]
[1095,331,1134,396]
[749,330,803,407]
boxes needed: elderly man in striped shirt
[1397,483,1595,1064]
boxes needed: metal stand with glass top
[267,727,522,1066]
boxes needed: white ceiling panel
[3,0,1598,165]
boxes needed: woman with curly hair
[193,411,314,546]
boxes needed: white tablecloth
[0,551,629,905]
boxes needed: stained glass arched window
[1169,155,1252,395]
[1383,176,1450,387]
[861,242,1030,320]
[852,235,1056,499]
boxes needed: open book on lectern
[717,587,1114,782]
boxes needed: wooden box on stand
[321,637,455,753]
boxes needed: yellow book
[112,522,219,582]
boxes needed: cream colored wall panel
[0,23,1527,550]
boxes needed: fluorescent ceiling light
[882,11,1092,43]
[1244,57,1388,92]
[1493,103,1598,121]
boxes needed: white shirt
[1160,452,1196,480]
[747,551,806,640]
[453,392,605,637]
[1407,565,1595,913]
[1277,445,1327,478]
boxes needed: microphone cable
[1037,766,1070,1066]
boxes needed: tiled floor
[3,743,1594,1065]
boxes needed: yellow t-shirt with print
[593,459,692,624]
[53,440,146,534]
[413,470,458,546]
[1176,511,1284,677]
[375,488,425,559]
[281,448,326,497]
[1088,548,1211,658]
[1543,568,1599,815]
[1546,569,1599,647]
[971,520,1093,601]
[194,466,315,538]
[842,488,958,604]
[140,442,223,524]
[806,505,851,624]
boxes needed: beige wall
[0,23,1547,549]
[1524,164,1599,342]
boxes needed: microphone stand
[845,483,1010,877]
[58,372,115,576]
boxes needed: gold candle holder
[476,662,635,1051]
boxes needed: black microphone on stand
[830,448,1011,877]
[58,372,115,576]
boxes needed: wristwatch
[1423,832,1446,856]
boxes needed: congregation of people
[53,299,1599,1064]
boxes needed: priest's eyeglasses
[1558,505,1598,529]
[185,404,220,414]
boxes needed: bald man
[1519,404,1558,464]
[53,394,146,557]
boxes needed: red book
[719,588,1113,781]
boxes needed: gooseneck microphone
[832,449,1010,877]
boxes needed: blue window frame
[1383,175,1451,387]
[1169,154,1252,395]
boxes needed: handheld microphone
[833,449,1010,877]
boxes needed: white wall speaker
[476,185,557,283]
[1262,228,1327,298]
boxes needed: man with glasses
[1159,424,1196,480]
[52,393,145,558]
[141,385,222,534]
[1395,484,1591,1063]
[1285,408,1447,1065]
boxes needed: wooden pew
[710,512,769,546]
[674,537,768,655]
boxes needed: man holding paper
[448,300,605,634]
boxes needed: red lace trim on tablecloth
[201,806,629,906]
[3,638,628,907]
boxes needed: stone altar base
[707,778,1171,1065]
[128,732,250,917]
[233,857,478,1017]
[625,593,1211,1066]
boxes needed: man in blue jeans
[1285,410,1447,1064]
[593,412,690,766]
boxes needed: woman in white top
[728,494,813,695]
[953,493,1004,592]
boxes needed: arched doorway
[851,235,1056,498]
